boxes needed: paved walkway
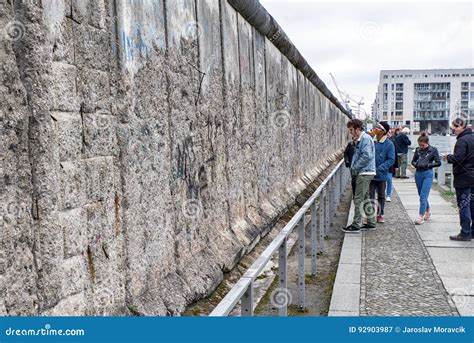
[330,169,473,316]
[394,169,474,316]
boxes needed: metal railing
[209,160,350,316]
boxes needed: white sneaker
[386,196,391,202]
[414,216,424,225]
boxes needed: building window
[396,83,403,91]
[413,82,450,122]
[396,92,403,101]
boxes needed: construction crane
[329,73,365,119]
[349,96,365,119]
[329,73,351,113]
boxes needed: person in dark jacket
[369,121,395,223]
[443,118,474,241]
[344,136,358,197]
[411,132,441,225]
[394,127,412,178]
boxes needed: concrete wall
[0,0,348,316]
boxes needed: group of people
[342,118,474,242]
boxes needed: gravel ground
[360,188,459,316]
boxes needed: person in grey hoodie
[342,119,376,233]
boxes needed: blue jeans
[415,169,433,215]
[455,187,474,237]
[386,173,393,197]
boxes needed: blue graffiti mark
[119,22,162,63]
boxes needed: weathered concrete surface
[0,0,348,315]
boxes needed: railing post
[331,177,337,224]
[337,168,341,205]
[438,162,446,186]
[297,217,305,310]
[407,148,414,166]
[311,202,318,276]
[325,185,330,234]
[318,191,325,253]
[278,238,288,316]
[450,171,454,192]
[339,166,343,203]
[241,282,254,316]
[328,178,333,225]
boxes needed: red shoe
[377,215,385,223]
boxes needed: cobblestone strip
[360,189,458,316]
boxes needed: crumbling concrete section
[0,0,349,316]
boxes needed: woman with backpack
[411,132,441,225]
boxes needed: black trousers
[369,180,386,216]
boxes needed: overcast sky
[260,0,474,117]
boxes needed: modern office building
[372,68,474,134]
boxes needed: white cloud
[260,1,474,116]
